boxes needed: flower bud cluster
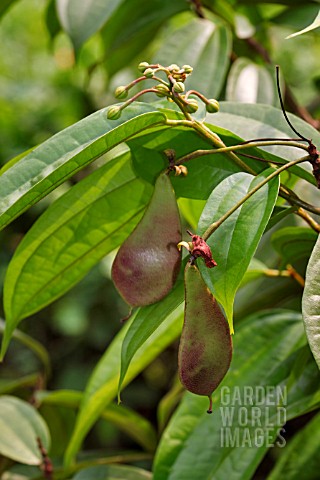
[107,61,220,120]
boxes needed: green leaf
[286,9,320,38]
[56,0,123,49]
[38,390,157,453]
[198,169,279,332]
[118,281,184,398]
[177,198,206,231]
[271,226,318,265]
[1,153,152,359]
[153,310,317,480]
[0,395,50,465]
[101,0,187,77]
[72,465,152,480]
[226,58,278,105]
[267,412,320,479]
[64,307,183,466]
[302,233,320,369]
[0,104,165,232]
[129,127,244,200]
[153,16,232,98]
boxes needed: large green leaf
[0,395,50,465]
[153,310,320,480]
[101,0,187,77]
[271,226,318,265]
[0,104,165,232]
[56,0,123,48]
[198,169,279,332]
[153,16,232,98]
[302,233,320,369]
[64,306,184,466]
[129,127,246,200]
[1,153,152,359]
[118,280,185,397]
[267,412,320,479]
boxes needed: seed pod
[178,262,232,413]
[112,173,182,307]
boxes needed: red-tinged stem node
[207,395,213,414]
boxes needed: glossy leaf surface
[0,105,164,232]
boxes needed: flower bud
[182,64,193,74]
[115,86,128,99]
[168,64,180,72]
[155,84,170,97]
[138,61,149,72]
[144,68,155,78]
[173,81,185,94]
[185,99,198,113]
[107,105,122,120]
[206,99,220,113]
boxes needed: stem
[175,140,309,164]
[286,264,305,287]
[192,120,254,172]
[202,155,310,241]
[295,208,320,233]
[279,186,320,216]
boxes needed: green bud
[107,105,122,120]
[115,86,128,99]
[155,84,170,97]
[138,61,149,72]
[168,64,180,72]
[173,81,185,93]
[144,68,154,78]
[182,64,193,74]
[206,99,220,113]
[185,99,198,113]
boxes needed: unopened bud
[182,64,193,74]
[206,99,220,113]
[144,68,155,78]
[115,86,128,99]
[155,84,170,97]
[168,64,180,72]
[173,81,185,93]
[107,105,122,120]
[138,61,149,72]
[185,99,198,113]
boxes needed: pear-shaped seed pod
[178,262,232,413]
[112,172,182,307]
